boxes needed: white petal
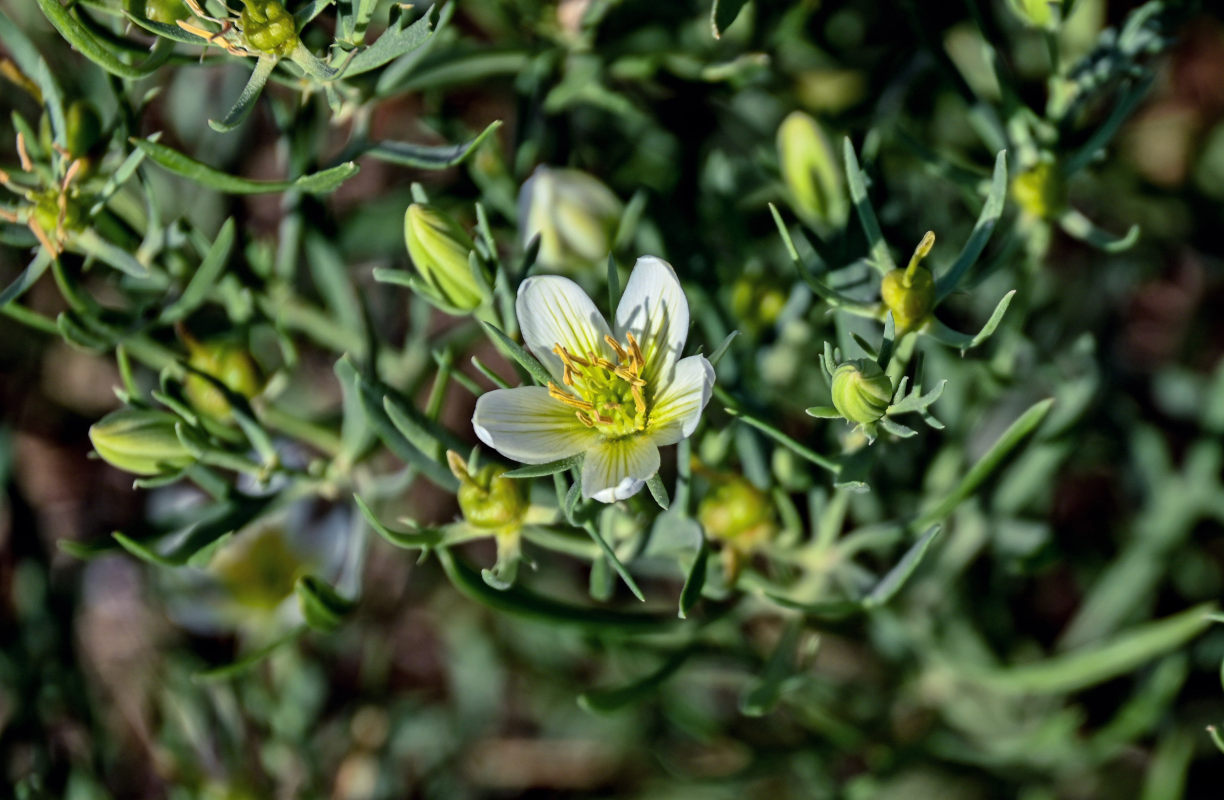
[581,436,660,503]
[473,387,599,464]
[648,355,715,446]
[516,275,613,383]
[614,256,689,385]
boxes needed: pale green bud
[448,452,527,533]
[519,166,622,272]
[404,204,485,312]
[183,336,263,423]
[698,476,775,549]
[1012,161,1066,220]
[880,231,937,333]
[89,409,196,475]
[777,111,847,229]
[831,360,893,425]
[240,0,297,56]
[1007,0,1061,30]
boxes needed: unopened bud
[183,336,262,422]
[1012,161,1066,220]
[448,452,527,533]
[133,0,190,24]
[89,409,196,475]
[1006,0,1061,30]
[831,359,893,425]
[241,0,297,56]
[519,166,622,272]
[776,111,847,229]
[698,476,775,550]
[880,231,937,333]
[404,204,485,312]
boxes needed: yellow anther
[15,132,31,172]
[548,382,594,411]
[604,334,627,359]
[631,384,647,416]
[626,331,645,367]
[576,411,595,427]
[593,356,618,372]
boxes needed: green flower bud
[240,0,297,56]
[519,166,622,272]
[448,452,527,533]
[730,275,788,333]
[831,359,893,425]
[404,204,485,312]
[880,231,937,333]
[64,101,102,160]
[211,525,301,611]
[132,0,190,24]
[183,337,263,423]
[698,476,775,549]
[776,111,847,229]
[1012,161,1066,220]
[89,409,196,475]
[1006,0,1061,30]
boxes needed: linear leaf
[133,138,359,195]
[936,150,1008,300]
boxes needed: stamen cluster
[547,333,649,437]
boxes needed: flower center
[548,332,649,437]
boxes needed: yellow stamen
[15,132,32,172]
[631,384,647,416]
[548,382,594,411]
[576,411,596,427]
[626,331,645,368]
[603,334,627,359]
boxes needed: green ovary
[548,334,651,438]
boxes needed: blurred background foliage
[2,0,1224,797]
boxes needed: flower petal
[473,386,599,464]
[648,354,715,446]
[581,435,661,503]
[614,256,689,385]
[516,275,613,383]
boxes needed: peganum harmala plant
[2,0,1222,796]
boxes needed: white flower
[473,256,715,503]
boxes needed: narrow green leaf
[209,56,277,133]
[133,138,359,195]
[1058,208,1140,253]
[678,539,708,619]
[710,0,749,38]
[725,405,840,473]
[843,138,896,274]
[343,4,436,76]
[579,649,695,713]
[363,120,502,168]
[295,574,355,632]
[646,473,670,510]
[354,494,443,549]
[863,524,941,607]
[193,628,305,682]
[0,249,53,309]
[160,218,236,323]
[965,604,1216,695]
[915,397,1054,527]
[35,0,166,79]
[436,547,670,633]
[936,150,1008,300]
[480,321,552,386]
[0,9,66,142]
